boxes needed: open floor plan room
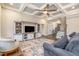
[0,3,79,56]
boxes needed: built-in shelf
[15,22,22,34]
[13,21,43,41]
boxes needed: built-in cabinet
[15,22,22,34]
[13,34,23,41]
[13,21,42,41]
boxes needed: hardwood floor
[43,35,57,40]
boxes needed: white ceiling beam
[32,3,60,15]
[19,3,26,11]
[32,11,39,15]
[26,3,39,9]
[40,4,46,9]
[24,11,41,19]
[24,3,40,15]
[59,3,78,15]
[47,3,66,21]
[49,3,64,15]
[32,4,46,15]
[20,3,40,16]
[62,3,77,9]
[57,3,67,14]
[2,4,20,12]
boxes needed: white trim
[19,3,26,11]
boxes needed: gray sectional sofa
[43,33,79,56]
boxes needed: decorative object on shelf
[15,22,22,34]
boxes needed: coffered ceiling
[1,3,79,20]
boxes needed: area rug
[19,37,55,56]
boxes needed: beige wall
[38,15,79,37]
[1,8,40,39]
[0,5,1,38]
[39,19,48,35]
[67,17,79,35]
[2,5,79,38]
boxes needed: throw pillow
[53,35,69,49]
[69,32,76,37]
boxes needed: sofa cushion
[65,37,79,55]
[43,43,75,56]
[54,35,69,49]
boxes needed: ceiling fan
[35,4,57,16]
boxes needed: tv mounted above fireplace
[25,26,35,32]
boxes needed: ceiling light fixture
[35,4,57,16]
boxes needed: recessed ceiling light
[10,3,13,5]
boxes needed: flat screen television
[25,26,35,32]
